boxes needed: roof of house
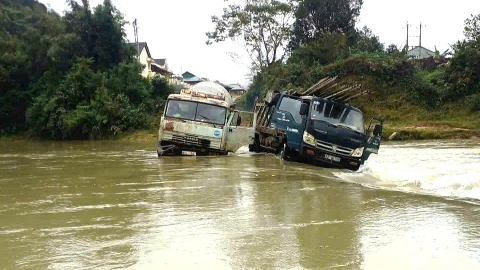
[154,58,166,66]
[407,45,435,59]
[214,81,232,90]
[128,42,151,57]
[182,71,203,82]
[151,62,172,75]
[227,84,245,91]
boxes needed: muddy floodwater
[1,139,480,269]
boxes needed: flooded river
[1,139,480,269]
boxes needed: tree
[386,44,400,54]
[287,32,350,66]
[290,0,363,48]
[0,0,160,138]
[63,0,133,71]
[464,13,480,41]
[444,40,480,100]
[443,14,480,102]
[350,25,383,53]
[0,0,64,133]
[206,0,294,72]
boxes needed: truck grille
[172,134,210,148]
[315,139,353,156]
[162,131,222,149]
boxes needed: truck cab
[157,82,255,157]
[250,93,383,171]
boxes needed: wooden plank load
[298,76,367,103]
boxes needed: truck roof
[168,94,230,107]
[179,81,233,105]
[283,94,363,113]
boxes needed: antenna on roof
[133,19,139,60]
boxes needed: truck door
[271,96,306,151]
[225,111,255,153]
[361,118,383,164]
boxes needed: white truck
[156,81,255,156]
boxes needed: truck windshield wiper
[197,114,222,128]
[197,114,210,120]
[336,123,361,133]
[312,119,336,128]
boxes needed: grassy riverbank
[356,93,480,140]
[2,94,479,143]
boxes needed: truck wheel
[350,162,361,171]
[280,143,290,161]
[249,136,261,153]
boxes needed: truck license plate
[324,154,340,162]
[182,151,196,156]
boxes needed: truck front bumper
[157,141,227,156]
[299,145,361,171]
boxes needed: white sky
[41,0,480,87]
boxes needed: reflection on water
[0,140,480,269]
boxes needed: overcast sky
[41,0,480,87]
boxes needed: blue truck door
[270,96,306,151]
[361,118,384,164]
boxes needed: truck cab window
[195,103,227,125]
[311,99,365,133]
[165,100,196,120]
[278,97,303,124]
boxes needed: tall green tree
[0,0,64,133]
[290,0,363,48]
[444,14,480,102]
[206,0,294,72]
[63,0,133,71]
[464,14,480,41]
[350,25,383,53]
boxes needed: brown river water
[0,140,480,269]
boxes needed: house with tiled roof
[154,58,168,70]
[128,42,172,78]
[407,46,435,59]
[182,71,204,85]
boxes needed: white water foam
[334,140,480,201]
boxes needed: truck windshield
[165,100,226,125]
[310,100,365,133]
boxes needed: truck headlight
[351,147,364,157]
[303,131,315,146]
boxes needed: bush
[26,57,154,139]
[464,93,480,111]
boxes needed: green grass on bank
[355,93,480,140]
[2,93,479,142]
[116,96,480,142]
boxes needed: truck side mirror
[299,103,308,115]
[373,124,382,136]
[236,114,242,126]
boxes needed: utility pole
[406,21,410,50]
[133,19,139,60]
[418,22,426,47]
[419,22,422,47]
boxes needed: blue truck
[248,81,383,171]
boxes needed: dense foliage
[226,1,480,114]
[0,0,168,139]
[2,0,479,140]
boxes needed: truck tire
[280,143,290,161]
[249,135,261,153]
[350,162,361,171]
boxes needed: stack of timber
[299,76,367,103]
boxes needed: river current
[0,139,479,269]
